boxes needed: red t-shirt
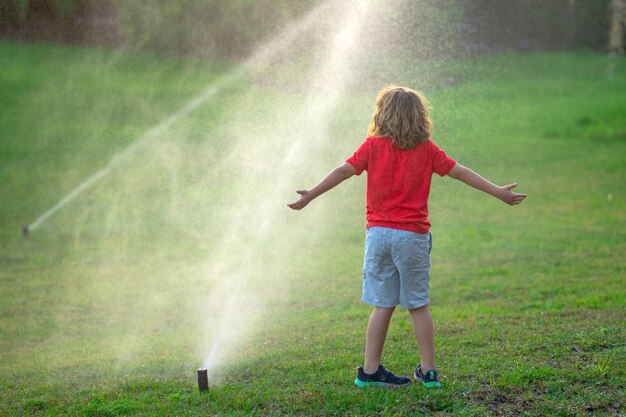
[346,136,456,234]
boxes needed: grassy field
[1,39,625,416]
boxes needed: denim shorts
[361,226,432,310]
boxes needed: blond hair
[367,85,432,150]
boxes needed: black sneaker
[354,364,411,387]
[414,364,441,388]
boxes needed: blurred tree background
[462,0,618,53]
[0,0,317,57]
[0,0,623,58]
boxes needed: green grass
[1,40,625,416]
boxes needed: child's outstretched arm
[447,163,527,205]
[288,162,357,210]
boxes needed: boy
[288,86,527,388]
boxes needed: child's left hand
[288,190,313,210]
[287,163,356,211]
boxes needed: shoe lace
[379,365,398,382]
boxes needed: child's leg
[409,304,436,372]
[363,306,395,373]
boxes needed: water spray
[197,368,209,392]
[197,0,374,375]
[20,0,335,237]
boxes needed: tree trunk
[609,0,625,54]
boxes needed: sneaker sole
[354,378,409,388]
[413,372,441,388]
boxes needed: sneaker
[414,364,441,388]
[354,364,411,388]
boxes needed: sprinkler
[22,225,29,237]
[197,368,208,392]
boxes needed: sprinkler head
[197,368,208,393]
[22,225,29,237]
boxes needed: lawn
[0,40,624,416]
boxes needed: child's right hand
[499,183,527,205]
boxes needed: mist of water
[199,0,377,373]
[25,0,336,234]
